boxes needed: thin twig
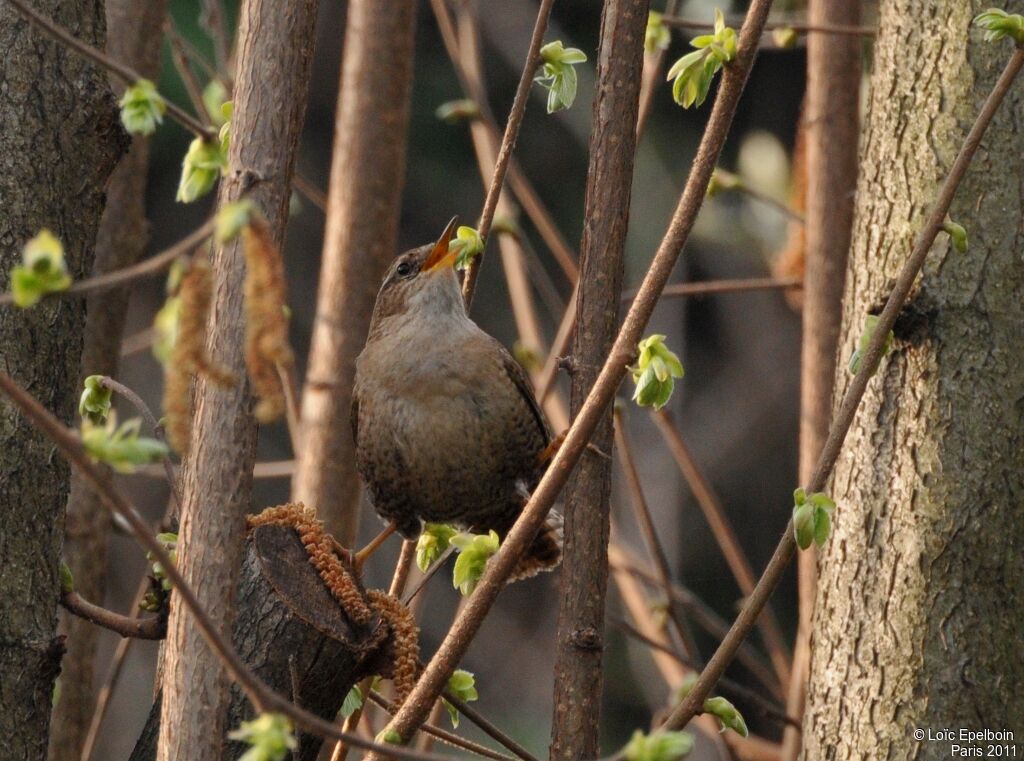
[401,547,455,605]
[712,168,806,223]
[662,43,1024,737]
[613,407,703,663]
[60,589,165,640]
[621,275,801,302]
[441,692,540,761]
[651,410,791,686]
[460,0,555,306]
[276,361,303,458]
[291,172,328,213]
[0,371,461,761]
[636,0,683,138]
[165,21,215,125]
[365,0,778,751]
[0,217,215,307]
[3,0,216,140]
[199,0,232,72]
[98,376,180,507]
[609,617,799,730]
[662,13,875,36]
[369,691,515,761]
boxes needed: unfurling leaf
[847,314,894,375]
[792,488,835,550]
[623,729,694,761]
[375,728,403,745]
[706,168,744,197]
[702,695,749,737]
[666,9,736,109]
[177,137,227,203]
[443,669,479,727]
[119,79,166,135]
[11,229,72,308]
[217,200,257,243]
[974,8,1024,44]
[645,11,672,53]
[416,523,458,572]
[535,40,588,113]
[943,219,968,254]
[81,414,168,474]
[59,561,74,594]
[228,713,297,761]
[630,334,685,410]
[79,375,113,425]
[449,225,485,270]
[203,79,231,127]
[339,684,365,719]
[450,530,500,596]
[772,26,799,49]
[147,532,179,592]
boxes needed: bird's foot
[351,521,399,573]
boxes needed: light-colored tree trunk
[157,1,319,760]
[293,0,418,545]
[804,1,1024,757]
[48,4,168,760]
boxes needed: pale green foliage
[152,260,188,364]
[772,26,799,49]
[630,334,685,410]
[119,79,166,135]
[535,40,588,113]
[702,695,749,737]
[847,314,894,375]
[666,9,737,108]
[623,729,694,761]
[375,728,403,745]
[79,375,113,425]
[217,200,257,243]
[706,167,743,197]
[435,99,481,124]
[59,561,74,594]
[339,683,365,718]
[443,669,479,727]
[943,219,969,253]
[203,79,231,127]
[449,225,485,270]
[974,8,1024,44]
[416,523,458,572]
[228,713,297,761]
[645,11,672,53]
[81,414,168,474]
[177,137,227,203]
[11,229,72,308]
[792,488,835,550]
[451,530,500,596]
[146,532,179,593]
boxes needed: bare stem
[3,0,217,140]
[460,0,555,306]
[662,13,875,36]
[662,43,1024,735]
[621,275,801,302]
[60,589,165,640]
[0,217,215,307]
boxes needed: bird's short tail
[509,511,563,582]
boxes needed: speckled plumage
[352,233,561,579]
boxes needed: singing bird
[351,219,561,580]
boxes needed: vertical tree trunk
[782,2,860,758]
[805,1,1024,757]
[49,4,168,759]
[0,2,125,759]
[293,0,418,545]
[157,2,319,759]
[549,1,648,758]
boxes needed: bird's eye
[396,261,413,278]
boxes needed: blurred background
[98,0,821,756]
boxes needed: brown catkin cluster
[242,219,294,422]
[247,502,372,625]
[366,590,420,706]
[163,257,234,454]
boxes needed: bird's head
[368,217,465,335]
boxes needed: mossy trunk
[0,2,125,759]
[804,2,1024,758]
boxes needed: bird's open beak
[421,216,460,273]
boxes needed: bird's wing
[491,337,551,446]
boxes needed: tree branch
[662,42,1024,736]
[661,13,875,36]
[60,590,165,640]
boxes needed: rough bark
[293,0,418,545]
[157,2,320,759]
[0,1,125,758]
[549,1,648,758]
[131,525,380,761]
[804,2,1024,758]
[782,2,860,758]
[48,4,168,759]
